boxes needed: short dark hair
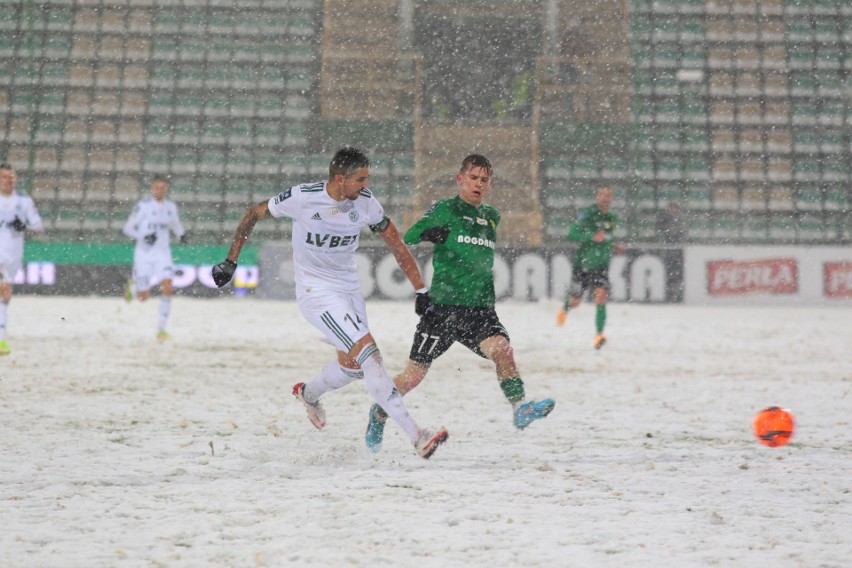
[152,174,169,184]
[460,154,492,175]
[0,163,13,171]
[329,147,370,178]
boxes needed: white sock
[303,361,363,403]
[158,296,171,331]
[0,300,7,341]
[357,343,421,444]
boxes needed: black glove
[9,216,26,232]
[179,234,189,245]
[212,259,237,288]
[415,291,434,316]
[420,226,450,245]
[143,232,157,245]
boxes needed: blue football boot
[365,403,387,453]
[514,398,555,429]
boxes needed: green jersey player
[364,154,555,453]
[556,185,624,349]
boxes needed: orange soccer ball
[753,407,795,447]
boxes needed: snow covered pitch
[1,297,850,567]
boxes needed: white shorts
[133,256,174,292]
[297,286,371,354]
[0,258,21,284]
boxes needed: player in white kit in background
[211,147,448,459]
[0,163,44,356]
[122,175,187,342]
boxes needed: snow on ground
[1,296,850,567]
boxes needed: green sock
[500,376,525,405]
[596,304,606,334]
[562,297,571,311]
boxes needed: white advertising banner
[684,246,852,306]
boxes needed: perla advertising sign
[257,243,684,303]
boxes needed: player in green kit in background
[363,154,555,453]
[556,185,624,349]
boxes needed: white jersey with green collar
[267,181,384,292]
[0,192,44,265]
[122,197,185,263]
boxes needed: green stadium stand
[2,0,849,245]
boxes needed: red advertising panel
[824,262,852,299]
[707,258,798,296]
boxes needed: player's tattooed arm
[227,201,268,262]
[379,218,426,291]
[214,201,268,287]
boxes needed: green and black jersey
[567,204,619,271]
[404,196,500,308]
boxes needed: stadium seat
[224,154,253,176]
[633,158,655,182]
[256,124,282,146]
[679,128,707,153]
[173,121,200,145]
[824,188,849,211]
[657,159,681,181]
[795,189,824,211]
[228,122,253,146]
[281,156,307,178]
[657,185,682,206]
[768,217,797,241]
[740,187,767,211]
[767,130,792,154]
[768,187,794,211]
[201,123,227,144]
[229,96,255,118]
[687,216,712,240]
[544,214,573,239]
[798,215,826,240]
[544,185,572,208]
[712,214,740,241]
[545,159,572,181]
[200,151,226,175]
[171,150,198,175]
[822,161,849,182]
[794,160,821,182]
[819,103,844,126]
[54,208,82,230]
[35,120,63,144]
[254,153,280,176]
[655,130,680,152]
[742,217,769,240]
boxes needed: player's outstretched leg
[514,398,556,430]
[292,382,326,429]
[358,343,447,459]
[364,403,388,453]
[415,427,449,459]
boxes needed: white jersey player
[0,163,44,355]
[122,175,186,341]
[211,147,448,459]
